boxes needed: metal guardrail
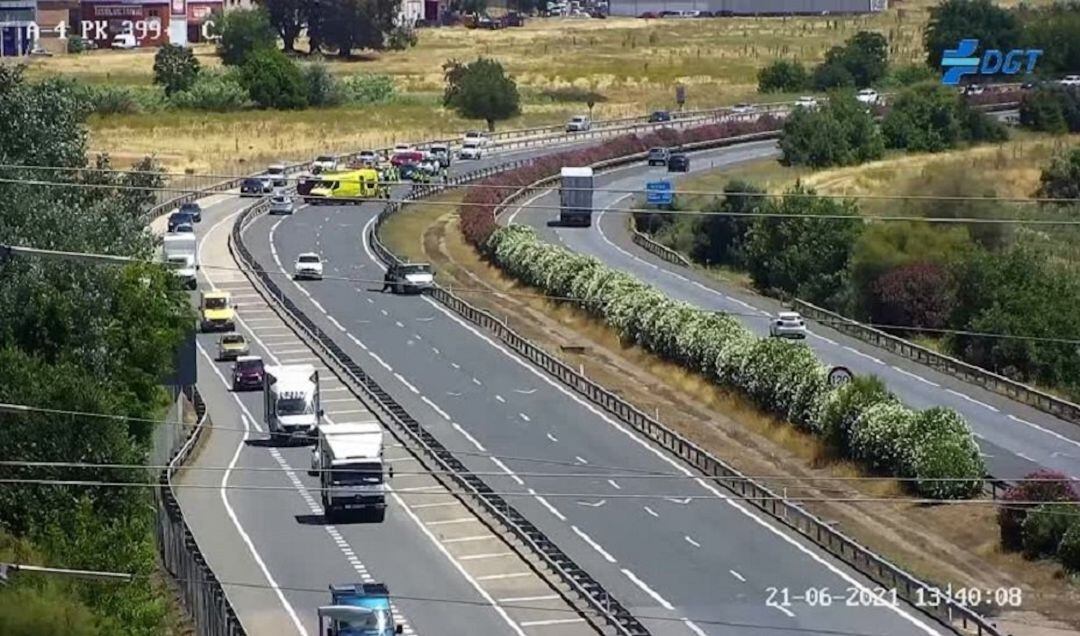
[230,197,649,636]
[792,299,1080,426]
[156,387,247,636]
[630,229,691,267]
[368,130,1006,636]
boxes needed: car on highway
[171,221,194,235]
[200,290,235,332]
[312,155,338,173]
[856,88,879,106]
[566,115,592,132]
[269,194,295,215]
[667,152,690,172]
[231,355,265,392]
[648,110,672,123]
[458,139,484,160]
[963,84,985,95]
[267,164,288,188]
[769,311,807,339]
[647,147,670,166]
[167,211,196,232]
[241,177,271,197]
[463,131,490,147]
[428,143,452,168]
[217,333,250,361]
[386,262,434,294]
[357,150,378,166]
[393,143,413,154]
[731,103,755,114]
[179,201,202,223]
[794,96,818,110]
[294,253,324,280]
[1059,75,1080,86]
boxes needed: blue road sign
[646,180,673,205]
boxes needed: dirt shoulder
[380,193,1080,635]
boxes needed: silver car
[269,194,295,215]
[770,312,808,339]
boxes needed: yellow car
[217,333,250,361]
[306,169,380,205]
[200,291,236,332]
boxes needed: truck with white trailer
[559,166,594,227]
[162,233,198,290]
[312,421,390,521]
[263,364,322,444]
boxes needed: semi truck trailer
[559,166,594,227]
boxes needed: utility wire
[6,242,1080,345]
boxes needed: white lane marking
[458,552,515,561]
[495,394,506,403]
[396,485,444,493]
[413,333,422,341]
[273,348,313,354]
[770,603,796,618]
[666,497,692,505]
[346,333,369,351]
[322,398,357,403]
[518,412,531,422]
[425,518,475,526]
[327,315,346,332]
[381,309,389,316]
[218,412,309,636]
[528,488,567,522]
[443,535,492,544]
[395,321,404,328]
[683,619,709,636]
[393,372,420,394]
[643,506,659,518]
[472,377,483,386]
[450,362,461,369]
[1006,414,1080,450]
[684,536,701,548]
[326,409,368,415]
[452,423,487,452]
[729,569,746,582]
[622,568,674,611]
[420,297,949,633]
[891,365,940,387]
[499,594,558,603]
[475,573,532,582]
[513,388,537,395]
[519,618,587,627]
[410,501,458,510]
[490,457,525,485]
[574,456,588,465]
[945,388,1000,412]
[546,433,558,443]
[608,479,621,490]
[1017,451,1035,462]
[808,332,838,346]
[577,499,606,508]
[420,396,452,421]
[368,351,393,371]
[432,347,440,355]
[310,298,327,313]
[447,391,462,397]
[842,345,885,365]
[507,187,551,226]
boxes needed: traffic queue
[294,146,450,204]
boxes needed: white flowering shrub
[484,224,984,499]
[849,402,916,474]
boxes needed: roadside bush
[153,44,200,96]
[812,62,854,91]
[882,84,963,152]
[239,47,307,110]
[1021,504,1072,559]
[849,402,916,474]
[1036,147,1080,201]
[79,84,165,115]
[1019,87,1072,134]
[169,72,249,111]
[997,470,1078,551]
[757,60,808,93]
[779,91,883,168]
[386,26,418,50]
[819,375,894,452]
[66,36,90,54]
[884,64,935,87]
[899,407,984,499]
[302,63,344,107]
[342,73,396,104]
[1057,521,1080,572]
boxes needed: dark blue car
[179,202,202,222]
[167,211,195,232]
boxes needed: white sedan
[294,253,324,280]
[856,89,879,105]
[794,96,818,110]
[769,312,808,339]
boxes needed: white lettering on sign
[12,19,164,41]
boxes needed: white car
[171,222,194,235]
[731,103,755,114]
[358,150,378,165]
[1059,75,1080,86]
[393,143,414,154]
[312,155,338,173]
[566,115,592,132]
[458,140,484,160]
[794,96,818,110]
[769,312,808,339]
[293,253,324,280]
[856,89,879,105]
[463,131,490,147]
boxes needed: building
[185,0,221,42]
[608,0,886,16]
[79,0,170,47]
[0,0,36,56]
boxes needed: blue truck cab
[318,583,403,636]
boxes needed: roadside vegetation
[0,66,193,634]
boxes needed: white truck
[264,364,322,444]
[310,421,390,521]
[162,233,198,290]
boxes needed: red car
[390,151,424,167]
[232,356,265,392]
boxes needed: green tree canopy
[923,0,1022,69]
[757,59,808,93]
[779,90,884,168]
[822,31,889,89]
[1036,147,1080,201]
[152,44,200,96]
[881,83,963,152]
[216,7,277,66]
[239,47,308,109]
[443,58,520,131]
[262,0,307,52]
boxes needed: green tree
[1036,147,1080,201]
[262,0,306,52]
[152,44,200,96]
[691,180,765,267]
[881,83,962,152]
[216,7,277,66]
[923,0,1022,69]
[1018,2,1080,77]
[1019,88,1068,133]
[302,62,344,107]
[744,184,863,307]
[821,31,888,89]
[443,57,520,132]
[780,90,884,168]
[885,64,936,87]
[812,61,854,91]
[321,0,404,57]
[757,59,808,93]
[240,47,308,109]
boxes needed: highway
[156,189,592,636]
[244,152,953,634]
[512,140,1080,482]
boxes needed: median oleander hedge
[485,224,985,499]
[459,117,781,249]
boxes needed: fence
[155,387,247,636]
[367,130,1006,636]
